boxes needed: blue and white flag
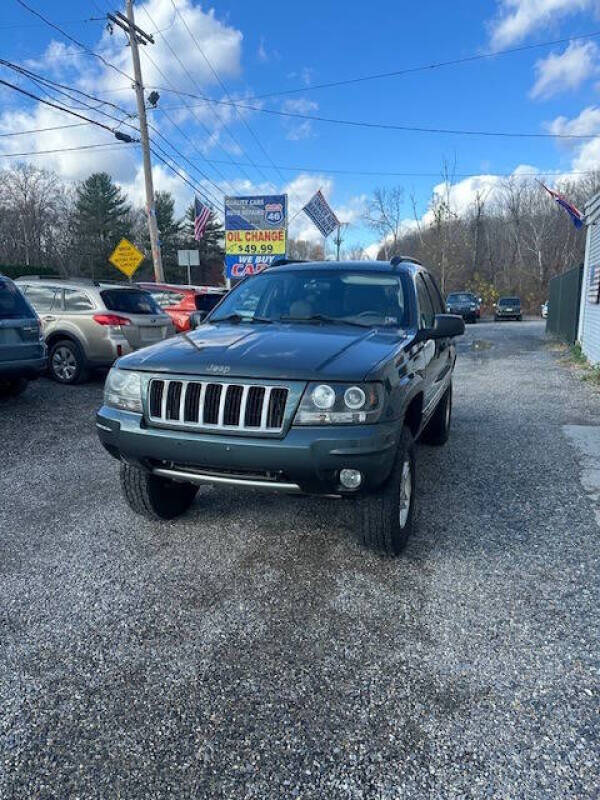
[302,189,339,237]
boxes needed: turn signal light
[93,314,131,326]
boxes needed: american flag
[540,183,584,229]
[194,196,211,241]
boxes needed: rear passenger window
[416,275,435,329]
[23,285,56,313]
[423,273,445,315]
[64,289,94,311]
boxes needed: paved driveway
[1,321,599,799]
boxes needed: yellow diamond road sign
[108,238,145,278]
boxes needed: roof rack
[16,274,101,284]
[389,255,422,267]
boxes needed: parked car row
[0,276,228,395]
[445,290,528,323]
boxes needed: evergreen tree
[139,191,182,282]
[73,172,131,278]
[181,202,225,285]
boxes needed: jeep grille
[147,379,289,433]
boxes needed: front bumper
[96,405,400,495]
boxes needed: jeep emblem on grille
[206,364,231,375]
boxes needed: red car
[137,283,227,332]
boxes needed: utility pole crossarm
[122,0,164,282]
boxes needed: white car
[541,301,548,319]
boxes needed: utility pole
[120,0,164,282]
[334,223,345,261]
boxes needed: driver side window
[416,275,435,329]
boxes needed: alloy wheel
[398,459,412,528]
[52,346,77,382]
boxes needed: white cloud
[89,0,243,98]
[547,106,600,137]
[0,105,139,183]
[281,98,318,140]
[546,107,600,170]
[489,0,591,47]
[530,41,599,99]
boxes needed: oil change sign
[225,194,287,278]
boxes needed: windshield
[447,293,475,303]
[499,297,520,306]
[100,289,163,315]
[0,278,35,319]
[210,269,409,327]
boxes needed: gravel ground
[1,320,599,799]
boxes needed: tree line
[0,163,225,285]
[364,168,599,309]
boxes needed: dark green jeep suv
[96,258,464,555]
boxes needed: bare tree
[364,186,405,258]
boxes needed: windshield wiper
[279,314,372,328]
[211,313,273,324]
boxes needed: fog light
[340,468,362,489]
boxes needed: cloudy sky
[1,0,600,254]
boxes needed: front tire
[120,463,198,520]
[353,426,416,556]
[49,339,87,384]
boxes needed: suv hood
[117,321,409,381]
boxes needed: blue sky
[1,0,599,253]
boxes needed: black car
[96,258,465,556]
[494,296,522,321]
[445,291,480,323]
[0,275,47,397]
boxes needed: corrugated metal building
[578,191,600,365]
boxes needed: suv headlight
[104,368,142,413]
[294,382,384,425]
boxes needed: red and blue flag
[194,196,211,241]
[541,183,584,229]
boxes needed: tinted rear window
[499,297,520,306]
[195,293,224,312]
[100,289,163,315]
[0,279,35,319]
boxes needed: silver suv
[16,277,175,384]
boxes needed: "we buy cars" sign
[224,194,287,278]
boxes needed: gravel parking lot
[1,320,599,799]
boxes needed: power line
[0,58,135,121]
[0,16,105,31]
[14,0,134,84]
[139,4,259,188]
[0,142,135,158]
[156,93,600,140]
[159,156,600,179]
[139,47,241,193]
[252,30,600,99]
[0,122,92,136]
[149,145,222,210]
[168,0,285,184]
[0,57,221,198]
[0,78,138,140]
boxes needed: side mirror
[416,314,465,341]
[188,310,207,329]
